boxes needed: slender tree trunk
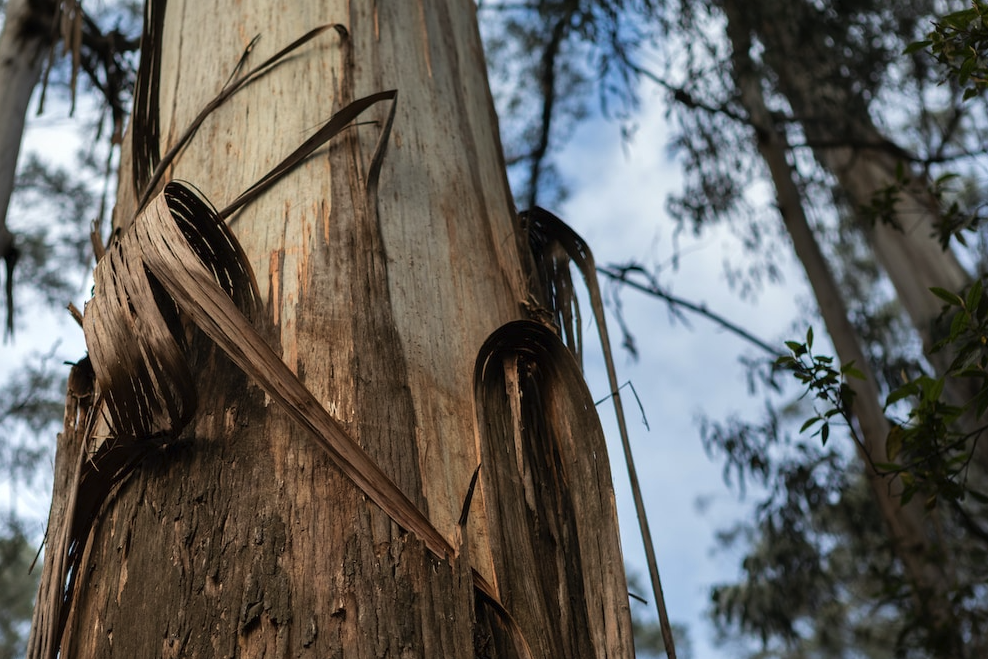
[30,1,634,657]
[0,0,55,334]
[736,0,988,553]
[724,4,963,653]
[744,0,971,373]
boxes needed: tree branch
[597,263,783,358]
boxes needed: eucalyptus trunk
[28,1,634,657]
[724,2,963,653]
[744,0,971,383]
[0,0,55,336]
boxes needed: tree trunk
[744,0,971,370]
[29,1,635,657]
[0,0,55,335]
[723,3,963,653]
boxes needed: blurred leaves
[0,347,66,494]
[916,1,988,99]
[0,518,40,659]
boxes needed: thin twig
[598,264,783,358]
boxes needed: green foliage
[780,309,987,511]
[776,328,862,450]
[0,349,65,489]
[886,278,988,506]
[0,519,40,659]
[863,167,988,252]
[709,469,908,659]
[914,0,988,99]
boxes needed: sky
[550,87,813,658]
[1,34,822,659]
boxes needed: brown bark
[31,1,634,657]
[723,3,962,652]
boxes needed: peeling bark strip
[136,182,453,556]
[133,22,346,215]
[30,177,453,658]
[474,320,634,657]
[523,207,677,658]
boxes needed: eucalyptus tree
[21,1,638,657]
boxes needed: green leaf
[969,489,988,504]
[820,423,829,446]
[967,279,984,312]
[886,384,915,407]
[806,326,814,350]
[904,39,933,54]
[930,286,964,306]
[943,8,978,30]
[841,362,866,380]
[960,56,977,85]
[886,425,904,462]
[799,416,822,433]
[949,308,970,341]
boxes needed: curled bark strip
[33,87,422,658]
[521,207,677,657]
[473,319,633,657]
[130,182,454,559]
[28,358,150,659]
[475,585,536,659]
[131,0,166,196]
[219,90,397,220]
[136,23,343,213]
[522,209,583,362]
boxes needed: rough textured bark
[0,0,55,336]
[31,1,634,657]
[724,3,962,652]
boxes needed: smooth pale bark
[744,0,971,358]
[35,1,634,657]
[724,3,962,652]
[0,0,54,329]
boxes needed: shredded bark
[473,319,633,657]
[521,207,677,658]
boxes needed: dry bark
[29,1,635,657]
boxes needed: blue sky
[551,87,815,658]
